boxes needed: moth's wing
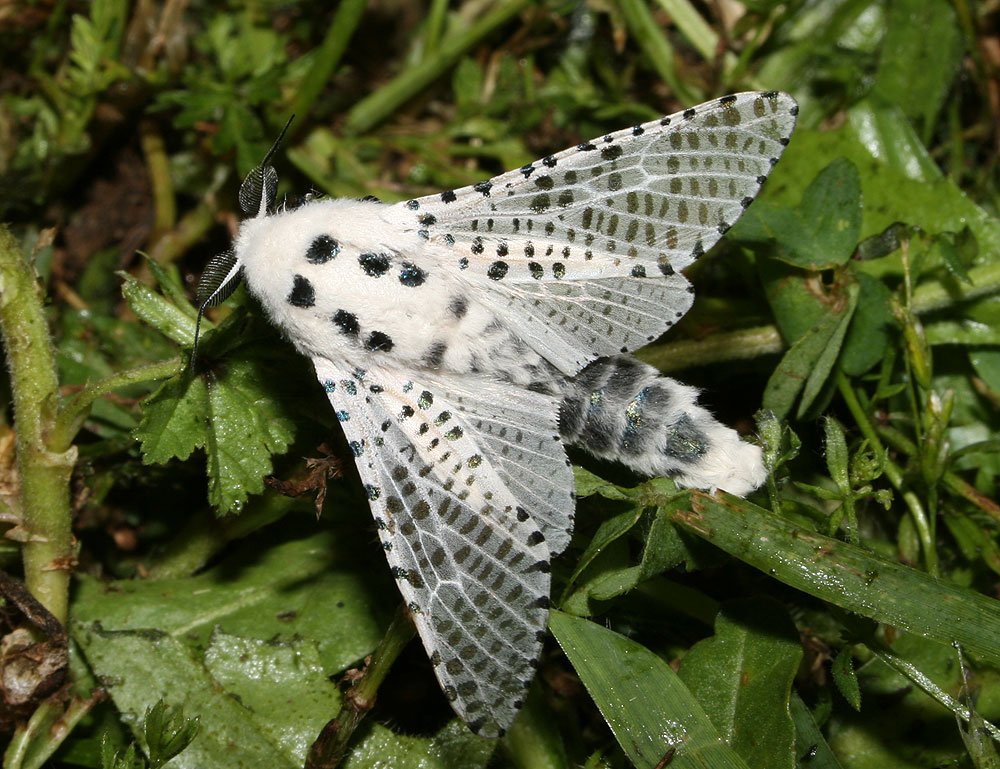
[394,91,797,373]
[312,356,574,737]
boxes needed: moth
[194,91,798,737]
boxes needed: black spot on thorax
[359,252,391,277]
[288,275,315,307]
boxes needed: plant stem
[0,226,75,624]
[618,0,698,104]
[911,261,1000,314]
[422,0,450,57]
[343,0,534,135]
[638,324,783,373]
[147,165,228,267]
[306,604,417,769]
[836,373,938,575]
[644,260,1000,374]
[876,423,1000,523]
[49,357,184,454]
[140,118,176,238]
[283,0,366,128]
[4,692,104,769]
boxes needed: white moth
[195,91,798,737]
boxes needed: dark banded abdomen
[555,355,765,496]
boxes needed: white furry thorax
[234,198,501,371]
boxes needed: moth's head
[190,117,295,368]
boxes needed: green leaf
[142,701,199,769]
[549,611,751,769]
[72,530,388,675]
[937,233,973,284]
[970,349,1000,394]
[134,374,208,465]
[68,527,494,767]
[824,417,850,494]
[572,465,639,501]
[636,508,688,581]
[926,320,1000,346]
[134,340,299,514]
[562,488,693,613]
[76,624,327,768]
[565,503,644,594]
[832,647,861,711]
[872,0,962,139]
[144,258,199,321]
[101,737,142,769]
[735,158,862,270]
[120,272,197,347]
[761,114,1000,255]
[671,492,1000,670]
[839,268,893,376]
[202,630,340,762]
[678,599,802,769]
[203,356,297,513]
[762,277,859,420]
[789,694,845,769]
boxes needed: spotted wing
[395,91,797,372]
[311,356,574,737]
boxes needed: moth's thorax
[234,197,527,376]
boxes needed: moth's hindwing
[394,91,798,372]
[311,357,574,737]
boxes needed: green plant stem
[145,495,294,580]
[343,0,534,135]
[283,0,366,127]
[4,692,103,769]
[876,423,1000,523]
[617,0,698,104]
[911,261,1000,313]
[422,0,450,57]
[0,226,75,624]
[638,324,783,373]
[4,700,61,769]
[50,357,183,454]
[306,604,418,769]
[140,118,176,238]
[644,261,1000,374]
[836,373,938,576]
[147,165,228,267]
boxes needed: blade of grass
[666,490,1000,668]
[343,0,534,136]
[550,611,751,769]
[283,0,366,128]
[616,0,699,104]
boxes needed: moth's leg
[555,355,765,496]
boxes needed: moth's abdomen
[557,355,765,496]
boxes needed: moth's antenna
[191,308,207,370]
[262,114,294,170]
[239,115,297,218]
[190,250,242,370]
[192,118,295,369]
